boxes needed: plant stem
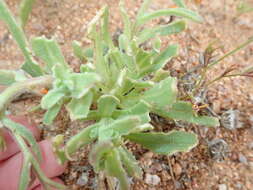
[0,0,43,76]
[207,36,253,68]
[0,75,52,115]
[193,36,253,95]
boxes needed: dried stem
[0,75,52,115]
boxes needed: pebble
[218,184,227,190]
[238,153,248,164]
[248,142,253,149]
[76,172,89,186]
[173,163,182,176]
[144,174,161,185]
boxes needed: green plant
[237,0,253,15]
[0,0,219,189]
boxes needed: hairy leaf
[19,0,36,27]
[101,6,114,48]
[2,117,42,160]
[72,40,87,62]
[140,45,178,76]
[155,101,220,127]
[0,70,16,85]
[18,159,31,190]
[89,140,114,172]
[136,0,152,19]
[99,117,141,141]
[43,102,62,125]
[118,146,143,179]
[105,148,130,190]
[0,69,27,86]
[0,1,43,77]
[41,88,65,109]
[137,8,203,27]
[126,130,198,155]
[113,101,151,124]
[143,77,177,110]
[97,95,120,117]
[119,0,132,40]
[137,20,186,44]
[31,37,68,73]
[69,73,100,98]
[66,91,93,120]
[65,123,99,157]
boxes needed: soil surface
[0,0,253,190]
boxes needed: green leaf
[66,91,93,120]
[69,73,100,98]
[127,78,154,88]
[153,44,178,70]
[0,1,43,77]
[65,123,99,157]
[99,117,141,141]
[21,61,43,77]
[0,70,16,85]
[41,88,65,109]
[136,49,156,71]
[31,37,68,73]
[155,101,220,127]
[118,146,143,179]
[137,8,203,27]
[43,102,62,125]
[87,6,107,36]
[80,63,95,73]
[19,0,36,28]
[101,6,114,48]
[119,0,132,40]
[152,36,162,52]
[18,158,31,190]
[137,20,186,45]
[2,117,42,160]
[52,64,71,82]
[0,69,27,85]
[172,0,186,8]
[72,40,87,62]
[126,130,198,155]
[136,0,152,19]
[89,140,114,172]
[108,117,141,136]
[93,23,110,82]
[143,77,177,110]
[113,101,151,124]
[140,44,178,76]
[152,69,170,82]
[97,95,120,117]
[105,148,130,190]
[118,34,131,54]
[237,1,253,14]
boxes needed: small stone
[76,172,89,186]
[249,162,253,170]
[142,152,154,160]
[173,163,182,176]
[235,183,243,189]
[238,153,248,164]
[175,181,182,189]
[218,184,227,190]
[248,142,253,149]
[145,174,161,185]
